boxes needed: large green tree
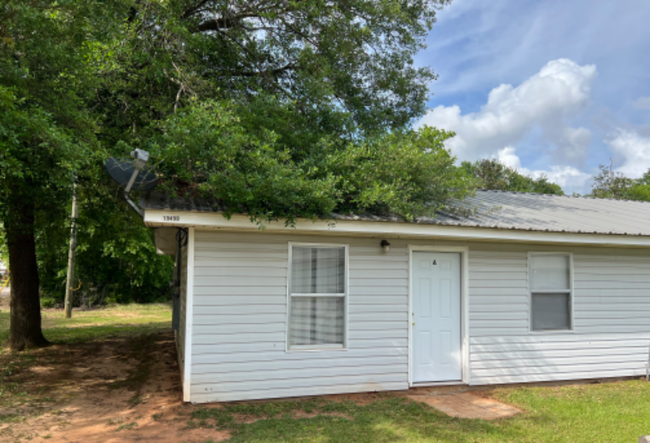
[102,0,465,222]
[148,101,469,222]
[1,0,470,351]
[461,159,564,195]
[0,0,134,349]
[589,165,650,201]
[99,0,448,140]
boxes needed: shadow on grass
[0,307,171,348]
[0,316,170,350]
[40,321,171,345]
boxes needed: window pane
[315,248,345,293]
[532,293,571,331]
[291,246,345,294]
[291,247,313,293]
[289,297,344,346]
[530,254,570,290]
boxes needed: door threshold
[411,380,465,388]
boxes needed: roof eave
[143,208,650,248]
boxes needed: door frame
[407,245,470,387]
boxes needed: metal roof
[141,190,650,237]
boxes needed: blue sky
[415,0,650,194]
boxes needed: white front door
[412,251,462,383]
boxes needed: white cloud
[496,147,591,193]
[547,126,592,165]
[496,146,521,169]
[606,129,650,177]
[417,58,597,165]
[540,166,592,191]
[633,96,650,110]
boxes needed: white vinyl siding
[184,230,650,402]
[468,245,650,385]
[189,231,409,403]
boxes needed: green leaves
[118,0,448,135]
[0,1,172,306]
[152,102,471,223]
[0,1,113,222]
[461,159,564,195]
[327,126,472,219]
[589,165,650,201]
[151,100,339,223]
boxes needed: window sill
[286,345,347,353]
[529,329,575,335]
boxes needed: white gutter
[143,209,650,248]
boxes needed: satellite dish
[105,157,158,192]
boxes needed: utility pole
[64,180,79,318]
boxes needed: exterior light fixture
[380,240,391,253]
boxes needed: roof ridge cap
[476,189,650,203]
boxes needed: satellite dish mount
[105,148,157,217]
[123,149,149,216]
[125,149,149,194]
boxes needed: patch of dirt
[291,410,353,420]
[231,413,263,424]
[326,392,386,406]
[229,410,353,425]
[0,288,10,309]
[0,332,230,443]
[406,392,521,420]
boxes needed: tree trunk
[6,194,49,351]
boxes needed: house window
[529,253,572,332]
[288,245,347,349]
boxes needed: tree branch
[180,0,212,20]
[195,13,260,32]
[226,63,295,77]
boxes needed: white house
[143,190,650,403]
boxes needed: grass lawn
[0,303,172,346]
[1,303,649,442]
[191,381,650,443]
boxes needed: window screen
[530,254,572,331]
[289,246,346,348]
[531,293,571,331]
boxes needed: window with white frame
[529,253,573,332]
[288,245,347,349]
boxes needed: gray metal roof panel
[141,190,650,237]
